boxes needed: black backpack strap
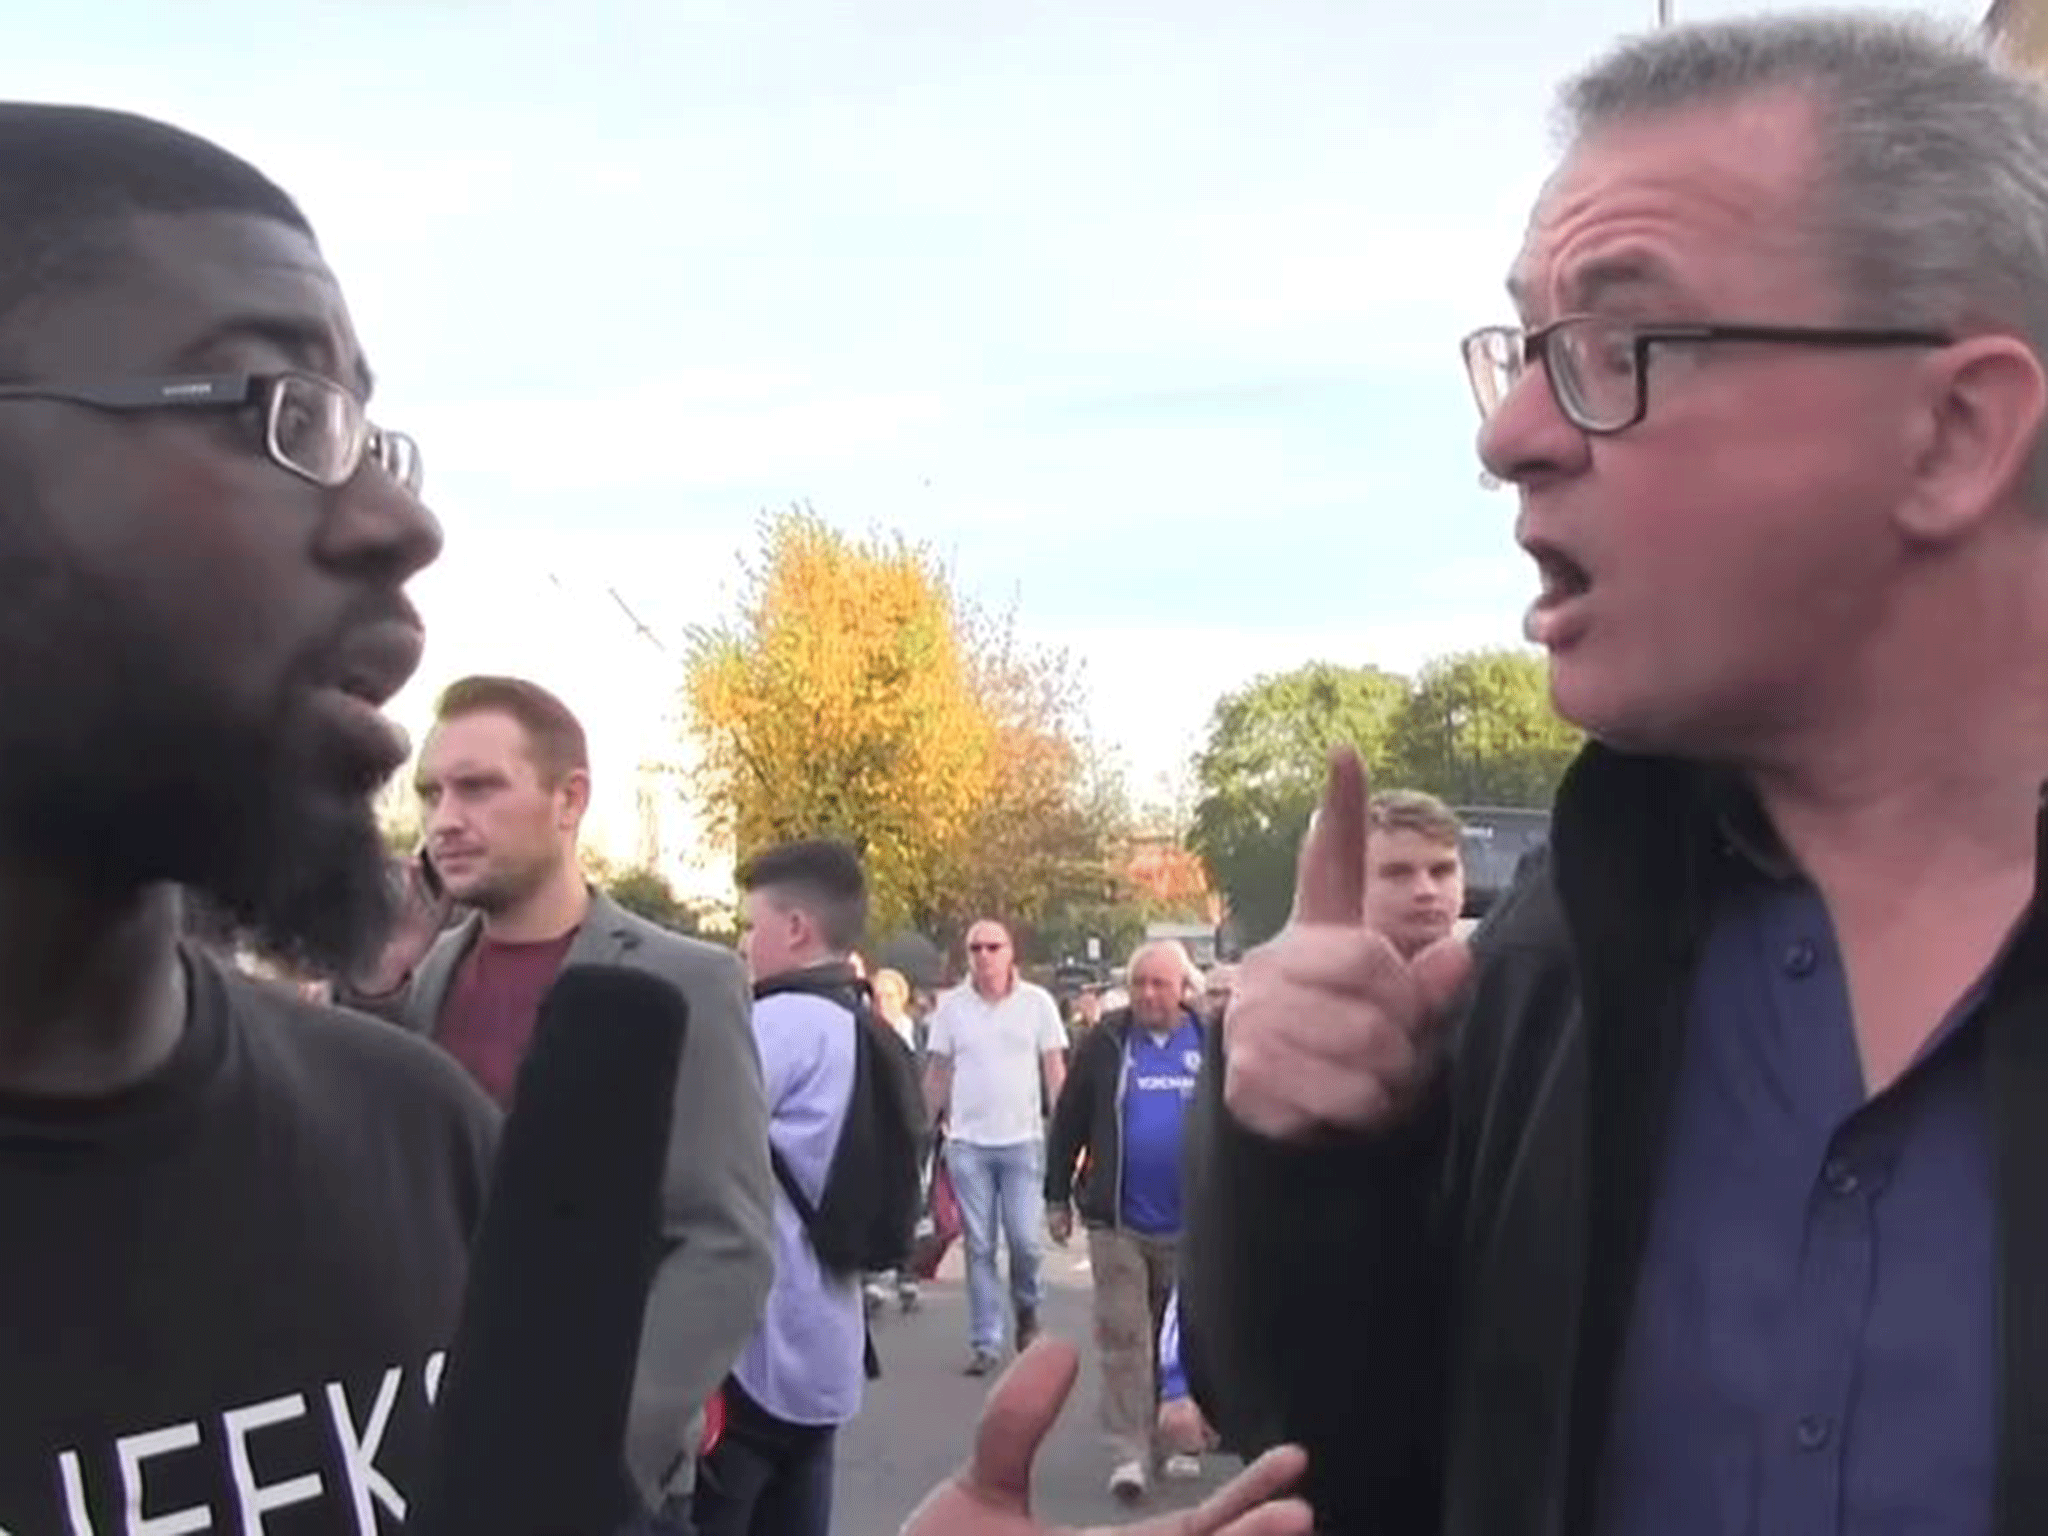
[769,1148,882,1381]
[753,964,870,1009]
[770,1146,822,1232]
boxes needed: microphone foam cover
[411,964,690,1536]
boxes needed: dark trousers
[692,1381,837,1536]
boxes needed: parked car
[1454,805,1552,918]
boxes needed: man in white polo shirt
[924,918,1069,1376]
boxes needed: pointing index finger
[1292,747,1369,926]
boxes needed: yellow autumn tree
[685,508,999,935]
[943,607,1127,944]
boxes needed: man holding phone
[345,674,774,1527]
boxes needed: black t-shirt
[0,948,499,1535]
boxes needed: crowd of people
[6,8,2048,1536]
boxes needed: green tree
[1187,663,1411,946]
[1388,649,1581,806]
[601,864,704,935]
[1032,891,1155,972]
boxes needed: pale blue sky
[13,0,1987,817]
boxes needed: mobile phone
[416,845,444,903]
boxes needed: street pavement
[835,1239,1234,1534]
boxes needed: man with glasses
[923,919,1069,1376]
[1169,13,2048,1536]
[0,106,499,1531]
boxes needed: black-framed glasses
[0,372,422,492]
[1459,317,1953,436]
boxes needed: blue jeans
[946,1138,1046,1354]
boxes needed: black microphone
[411,965,689,1536]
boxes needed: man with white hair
[1174,13,2048,1536]
[1045,940,1209,1503]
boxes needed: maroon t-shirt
[434,929,580,1108]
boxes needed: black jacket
[1180,744,2048,1536]
[1046,1007,1203,1229]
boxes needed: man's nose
[320,425,444,572]
[1477,358,1591,489]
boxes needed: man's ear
[1895,335,2048,543]
[556,767,592,828]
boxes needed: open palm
[900,1339,1311,1536]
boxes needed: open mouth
[1523,540,1595,648]
[1530,543,1592,607]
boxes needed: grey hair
[1126,939,1200,993]
[1561,12,2048,501]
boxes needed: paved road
[835,1242,1233,1533]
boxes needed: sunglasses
[968,942,1008,954]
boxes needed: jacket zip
[1112,1026,1130,1233]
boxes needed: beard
[0,534,397,979]
[179,703,399,979]
[445,851,553,921]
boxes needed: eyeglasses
[0,371,422,492]
[967,943,1007,954]
[1459,317,1953,437]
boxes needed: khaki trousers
[1086,1226,1177,1465]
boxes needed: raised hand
[1222,748,1472,1140]
[349,851,452,996]
[901,1339,1311,1536]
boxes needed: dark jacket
[1180,744,2048,1536]
[1046,1007,1203,1229]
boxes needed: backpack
[753,968,925,1283]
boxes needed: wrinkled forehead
[1506,92,1830,322]
[1130,953,1182,985]
[6,209,369,390]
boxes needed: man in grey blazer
[345,675,774,1526]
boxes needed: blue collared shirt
[1597,876,1997,1535]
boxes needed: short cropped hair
[435,675,590,786]
[1368,789,1464,847]
[0,104,309,347]
[738,838,869,954]
[1560,15,2048,501]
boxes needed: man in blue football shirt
[1045,940,1208,1503]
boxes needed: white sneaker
[1163,1452,1203,1481]
[1109,1459,1148,1503]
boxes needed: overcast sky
[16,0,1987,817]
